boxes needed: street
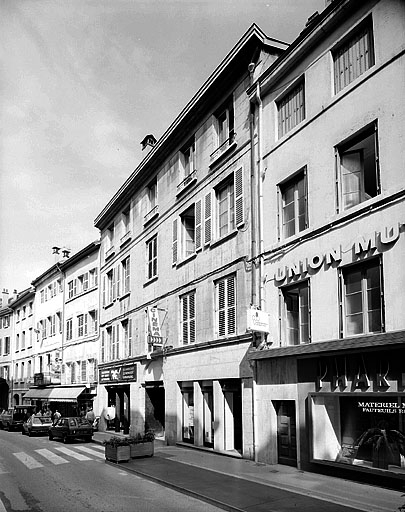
[0,430,222,512]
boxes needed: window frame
[280,280,311,346]
[339,257,384,338]
[277,79,305,138]
[215,274,236,337]
[146,235,158,281]
[180,291,196,345]
[278,167,308,240]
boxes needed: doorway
[145,383,165,436]
[274,400,297,467]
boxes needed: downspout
[256,81,265,314]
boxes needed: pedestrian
[86,407,95,423]
[53,410,61,422]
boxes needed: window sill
[120,231,132,247]
[118,292,130,301]
[176,170,197,197]
[105,247,115,260]
[209,140,237,168]
[104,302,114,310]
[66,285,97,304]
[143,275,158,287]
[209,229,238,248]
[175,252,197,268]
[144,206,159,226]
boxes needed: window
[40,290,45,303]
[216,178,235,238]
[122,257,130,295]
[215,98,234,149]
[341,258,382,337]
[66,319,73,341]
[89,310,98,335]
[181,140,195,178]
[71,362,76,384]
[147,179,157,210]
[333,18,374,94]
[216,275,236,337]
[122,208,131,236]
[89,268,98,288]
[16,334,19,351]
[4,337,10,355]
[82,273,89,292]
[22,306,26,319]
[111,325,119,360]
[101,331,106,363]
[107,223,114,249]
[279,169,307,239]
[146,236,158,280]
[50,315,56,336]
[29,328,33,347]
[29,302,33,315]
[336,123,379,211]
[277,80,305,138]
[0,339,2,355]
[81,360,87,382]
[21,331,25,350]
[77,314,88,337]
[181,205,196,258]
[282,281,310,345]
[16,310,20,322]
[180,292,196,344]
[106,269,115,304]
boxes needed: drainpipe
[249,98,257,308]
[256,81,265,314]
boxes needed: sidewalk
[93,431,404,512]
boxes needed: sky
[0,0,325,293]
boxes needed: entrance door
[222,380,242,453]
[145,384,165,436]
[275,400,297,467]
[203,388,214,448]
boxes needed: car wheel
[49,432,54,441]
[84,436,92,442]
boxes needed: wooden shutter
[128,318,132,357]
[172,218,178,266]
[204,191,212,245]
[101,331,105,362]
[234,167,244,227]
[217,279,226,336]
[116,324,120,359]
[195,199,202,251]
[227,276,236,335]
[189,292,196,343]
[116,264,121,298]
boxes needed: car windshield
[33,417,52,424]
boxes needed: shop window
[282,281,310,345]
[181,386,194,443]
[340,258,383,337]
[180,291,195,345]
[333,17,374,94]
[279,168,307,239]
[336,123,379,211]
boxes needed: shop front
[23,385,91,417]
[98,362,137,434]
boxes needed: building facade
[0,289,15,409]
[94,25,287,455]
[9,288,36,406]
[247,0,405,480]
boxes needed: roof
[9,287,35,309]
[94,24,288,230]
[59,240,100,271]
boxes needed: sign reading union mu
[274,221,404,284]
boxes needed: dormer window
[210,97,236,165]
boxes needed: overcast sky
[1,0,325,293]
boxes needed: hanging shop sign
[99,364,137,384]
[246,308,270,333]
[147,307,163,347]
[274,221,404,285]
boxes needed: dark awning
[47,386,86,402]
[23,388,53,400]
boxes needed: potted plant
[356,422,405,470]
[103,436,131,463]
[128,430,155,458]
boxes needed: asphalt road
[0,429,223,512]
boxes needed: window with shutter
[333,18,374,94]
[180,291,196,344]
[195,199,202,251]
[172,218,178,265]
[216,275,236,337]
[234,167,244,227]
[147,235,158,279]
[204,192,212,245]
[282,281,310,345]
[279,168,308,239]
[277,80,305,138]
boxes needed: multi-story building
[9,287,36,406]
[94,25,287,454]
[0,289,14,409]
[59,240,100,415]
[247,0,405,481]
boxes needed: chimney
[2,289,9,307]
[62,249,70,259]
[140,134,157,153]
[52,246,61,263]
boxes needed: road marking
[54,446,92,461]
[35,449,69,465]
[13,452,44,469]
[73,445,105,458]
[0,461,8,474]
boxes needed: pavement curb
[104,459,245,512]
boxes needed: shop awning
[47,386,86,402]
[24,388,53,400]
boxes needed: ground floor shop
[250,332,405,482]
[22,385,95,417]
[97,338,255,458]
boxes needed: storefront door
[203,387,214,448]
[275,400,297,467]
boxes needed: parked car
[0,406,36,431]
[48,416,93,443]
[22,415,53,436]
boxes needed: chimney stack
[140,134,157,153]
[62,249,70,259]
[2,289,9,308]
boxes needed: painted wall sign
[274,221,404,284]
[99,364,137,384]
[357,401,405,414]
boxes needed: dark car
[0,406,36,431]
[22,415,53,436]
[48,416,93,443]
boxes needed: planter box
[130,441,154,458]
[105,445,130,463]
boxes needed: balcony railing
[105,246,115,259]
[210,132,237,166]
[120,230,132,246]
[144,205,159,225]
[176,169,197,196]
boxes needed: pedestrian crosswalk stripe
[35,449,69,465]
[54,446,92,461]
[0,460,9,474]
[13,452,44,469]
[73,445,105,459]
